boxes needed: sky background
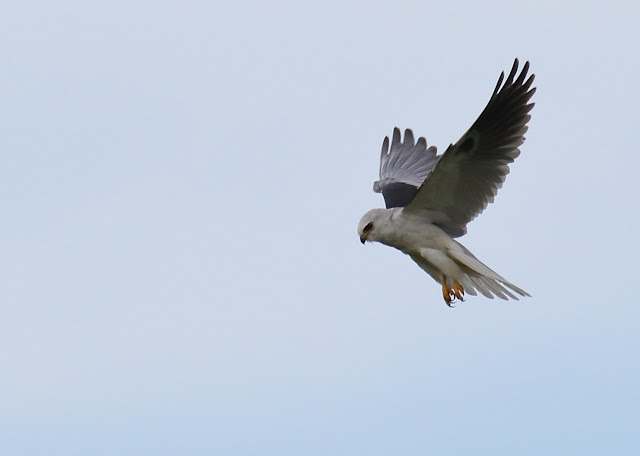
[2,1,639,454]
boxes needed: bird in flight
[358,59,535,306]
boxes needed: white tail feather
[449,242,530,301]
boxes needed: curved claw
[453,280,465,302]
[441,276,465,307]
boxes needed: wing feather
[373,127,439,208]
[403,59,535,237]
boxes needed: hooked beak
[360,231,371,244]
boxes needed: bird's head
[357,208,389,244]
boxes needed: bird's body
[358,207,529,304]
[358,59,535,306]
[359,207,449,256]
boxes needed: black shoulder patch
[382,182,419,208]
[459,136,475,152]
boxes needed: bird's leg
[441,276,455,307]
[453,280,465,301]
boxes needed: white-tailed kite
[358,59,534,306]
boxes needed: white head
[357,208,394,244]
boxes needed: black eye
[364,222,374,232]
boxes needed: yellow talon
[441,277,464,307]
[441,276,454,307]
[453,280,465,301]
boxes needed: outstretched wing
[373,127,439,208]
[404,59,536,237]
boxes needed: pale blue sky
[2,1,639,455]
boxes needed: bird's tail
[449,242,530,300]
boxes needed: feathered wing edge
[403,59,536,236]
[373,127,438,208]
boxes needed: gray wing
[403,59,536,237]
[373,127,439,208]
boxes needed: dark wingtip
[492,71,505,97]
[505,59,519,86]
